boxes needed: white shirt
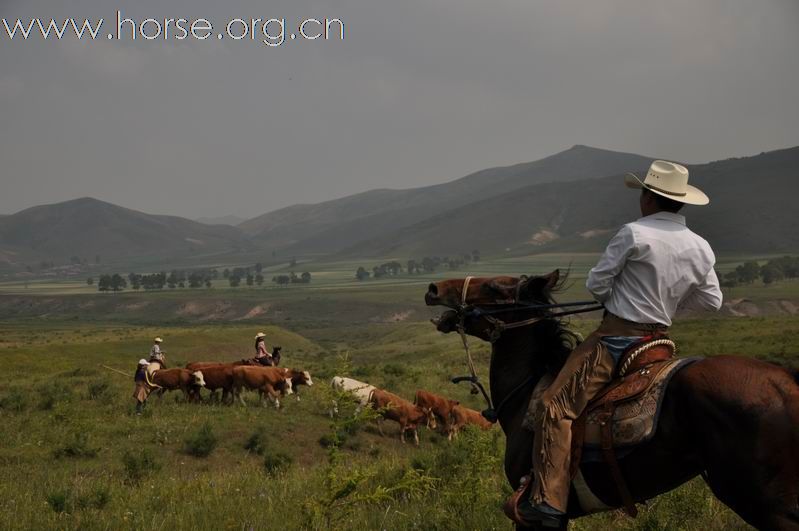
[586,212,722,326]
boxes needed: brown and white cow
[151,368,206,402]
[449,405,494,437]
[285,369,313,400]
[369,388,436,445]
[232,366,293,408]
[195,364,237,404]
[414,390,460,439]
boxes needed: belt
[601,312,669,335]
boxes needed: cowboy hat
[255,332,266,339]
[624,160,709,206]
[138,359,149,366]
[154,337,163,343]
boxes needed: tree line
[719,256,799,287]
[355,251,480,280]
[88,262,312,292]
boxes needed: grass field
[1,256,797,530]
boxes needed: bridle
[449,275,603,423]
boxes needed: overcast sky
[1,0,797,219]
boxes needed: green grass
[0,255,796,530]
[2,308,796,529]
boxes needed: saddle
[574,337,674,515]
[513,336,696,522]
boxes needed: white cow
[330,376,376,417]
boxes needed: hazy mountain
[0,197,253,267]
[195,215,247,226]
[342,146,799,257]
[239,145,653,253]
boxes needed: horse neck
[488,324,550,433]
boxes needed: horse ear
[543,269,560,291]
[520,269,560,300]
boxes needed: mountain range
[1,144,797,271]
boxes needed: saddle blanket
[581,357,699,461]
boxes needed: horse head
[426,270,562,341]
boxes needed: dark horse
[426,271,799,530]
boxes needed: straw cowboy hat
[255,332,266,339]
[624,160,709,206]
[154,337,163,343]
[138,359,148,366]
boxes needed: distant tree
[229,275,241,287]
[188,272,203,289]
[86,277,94,286]
[178,281,185,289]
[70,255,81,265]
[761,264,785,285]
[254,263,263,274]
[204,279,212,288]
[255,274,264,286]
[272,275,290,286]
[110,274,127,292]
[246,274,254,287]
[223,268,230,279]
[472,249,481,262]
[421,257,436,273]
[98,275,111,292]
[736,261,761,284]
[301,271,311,284]
[128,273,142,290]
[407,259,418,275]
[355,267,370,281]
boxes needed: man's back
[587,211,722,326]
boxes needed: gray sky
[1,0,798,219]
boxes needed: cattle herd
[150,362,313,409]
[331,376,494,445]
[147,367,492,446]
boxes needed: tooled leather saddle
[506,336,698,523]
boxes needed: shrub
[53,432,99,459]
[86,380,111,401]
[0,388,28,412]
[184,422,217,457]
[122,449,160,483]
[244,427,268,455]
[263,451,293,476]
[37,381,73,410]
[76,487,110,510]
[46,490,70,513]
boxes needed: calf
[286,369,313,400]
[414,390,460,439]
[195,364,237,404]
[330,376,376,417]
[232,366,293,408]
[369,388,436,445]
[151,368,206,402]
[450,405,494,438]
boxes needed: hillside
[238,145,652,253]
[0,198,253,267]
[195,215,247,226]
[342,146,799,257]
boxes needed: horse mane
[533,269,581,371]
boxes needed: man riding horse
[517,160,723,527]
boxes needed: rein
[450,276,603,423]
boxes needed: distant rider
[133,359,150,415]
[148,337,166,374]
[254,332,274,366]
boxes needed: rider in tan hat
[518,160,723,527]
